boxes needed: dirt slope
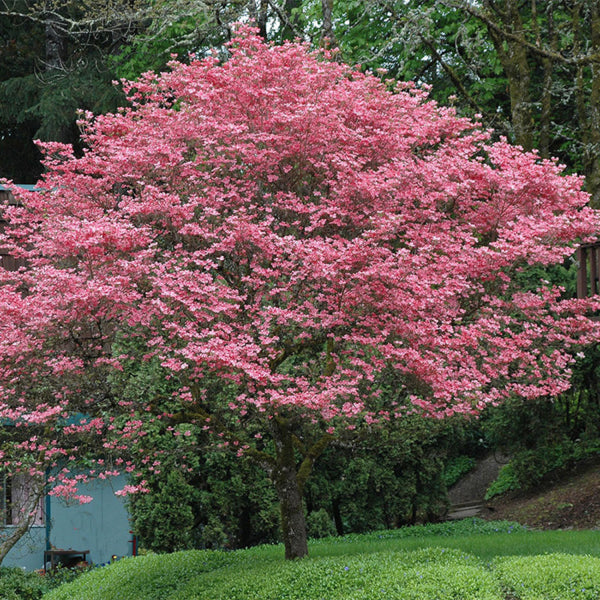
[482,460,600,530]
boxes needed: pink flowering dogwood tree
[1,29,600,559]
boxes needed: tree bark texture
[271,417,309,560]
[485,0,534,150]
[320,0,334,46]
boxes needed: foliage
[127,418,281,551]
[485,439,600,500]
[482,340,600,496]
[305,415,477,534]
[42,546,501,600]
[306,508,336,539]
[310,518,526,545]
[442,455,476,488]
[493,553,600,600]
[485,464,520,500]
[332,0,600,204]
[129,470,196,552]
[0,554,89,598]
[172,550,502,600]
[6,0,600,207]
[41,564,91,591]
[0,567,44,600]
[128,413,476,549]
[0,3,126,182]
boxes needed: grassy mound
[43,548,503,600]
[42,520,600,600]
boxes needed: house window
[0,474,44,527]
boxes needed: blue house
[0,186,135,570]
[1,475,133,571]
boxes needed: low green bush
[485,440,600,501]
[43,546,502,600]
[442,455,476,487]
[306,507,337,539]
[42,551,241,600]
[43,523,600,600]
[42,564,91,590]
[0,567,45,600]
[485,463,520,500]
[311,517,525,545]
[493,553,600,600]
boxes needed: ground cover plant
[43,520,600,600]
[493,554,600,600]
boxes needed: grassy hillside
[43,520,600,600]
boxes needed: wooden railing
[577,242,600,298]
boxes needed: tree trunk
[585,2,600,207]
[486,1,534,150]
[271,417,308,559]
[331,497,344,535]
[321,0,335,47]
[44,4,66,72]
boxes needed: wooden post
[591,246,598,295]
[577,246,588,298]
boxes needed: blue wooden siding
[1,475,131,570]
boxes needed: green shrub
[43,546,501,600]
[42,551,239,600]
[0,567,44,600]
[130,469,198,552]
[306,508,336,539]
[372,562,502,600]
[486,438,600,501]
[442,455,476,487]
[485,463,520,500]
[493,553,600,599]
[311,517,526,545]
[44,526,600,600]
[510,441,574,487]
[42,564,92,590]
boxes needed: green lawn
[43,519,600,600]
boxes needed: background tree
[5,0,600,204]
[0,0,128,182]
[326,0,600,204]
[304,415,468,534]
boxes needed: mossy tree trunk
[270,416,333,559]
[271,416,308,559]
[485,0,534,151]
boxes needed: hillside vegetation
[485,459,600,531]
[43,520,600,600]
